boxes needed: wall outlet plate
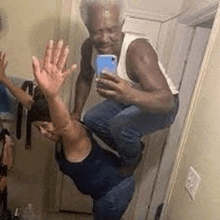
[185,166,201,200]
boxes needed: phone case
[95,55,117,77]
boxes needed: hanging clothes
[16,80,34,149]
[0,128,13,212]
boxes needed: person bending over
[0,41,134,220]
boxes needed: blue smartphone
[95,55,117,78]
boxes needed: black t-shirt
[55,138,131,199]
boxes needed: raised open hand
[32,40,77,98]
[0,51,8,83]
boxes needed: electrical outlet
[185,166,201,200]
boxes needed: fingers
[32,56,41,79]
[63,64,77,77]
[98,72,119,83]
[0,51,3,59]
[97,77,121,92]
[52,39,63,65]
[44,39,70,71]
[97,87,116,99]
[0,52,8,70]
[4,60,8,68]
[0,51,4,59]
[0,51,6,62]
[36,39,73,75]
[57,45,69,71]
[43,40,53,67]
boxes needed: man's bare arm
[126,39,174,112]
[72,38,95,120]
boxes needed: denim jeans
[84,96,179,166]
[93,175,135,220]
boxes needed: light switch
[185,166,201,200]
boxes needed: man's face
[87,5,123,55]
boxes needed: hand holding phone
[95,55,117,78]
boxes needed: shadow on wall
[27,15,60,59]
[27,15,88,63]
[0,8,9,39]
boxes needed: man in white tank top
[72,0,179,167]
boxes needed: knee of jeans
[111,124,142,145]
[109,120,121,135]
[110,122,141,144]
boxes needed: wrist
[42,88,62,100]
[44,94,59,101]
[124,86,137,105]
[0,76,10,85]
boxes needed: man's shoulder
[125,35,159,74]
[128,38,153,53]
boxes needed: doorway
[153,3,217,220]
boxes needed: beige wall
[0,0,64,217]
[163,3,220,220]
[0,0,61,79]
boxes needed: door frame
[158,1,219,219]
[147,1,219,219]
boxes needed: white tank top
[92,33,179,95]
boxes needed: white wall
[181,0,217,11]
[125,0,184,20]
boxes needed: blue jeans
[93,175,135,220]
[84,96,179,166]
